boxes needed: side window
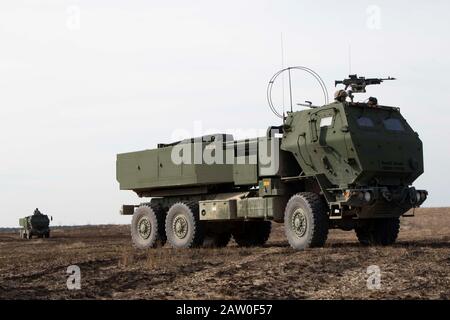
[383,118,405,131]
[319,116,333,127]
[357,116,375,128]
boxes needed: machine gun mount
[335,74,396,102]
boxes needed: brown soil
[0,208,449,299]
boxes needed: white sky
[1,0,449,227]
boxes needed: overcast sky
[1,0,449,227]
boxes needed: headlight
[364,191,372,202]
[416,191,421,203]
[420,191,427,201]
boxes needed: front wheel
[284,192,329,250]
[355,218,400,246]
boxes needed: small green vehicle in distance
[19,208,52,239]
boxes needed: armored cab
[116,72,427,250]
[281,100,426,217]
[19,208,51,239]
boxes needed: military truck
[19,208,51,239]
[116,71,427,250]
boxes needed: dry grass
[0,208,449,299]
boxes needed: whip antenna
[280,33,285,118]
[348,44,352,75]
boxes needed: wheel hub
[173,215,188,239]
[292,209,307,237]
[138,217,152,240]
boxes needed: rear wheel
[284,192,329,250]
[131,205,166,249]
[355,218,400,246]
[232,221,271,247]
[165,202,204,248]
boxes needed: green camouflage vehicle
[19,208,51,239]
[116,72,427,250]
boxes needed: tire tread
[285,192,329,250]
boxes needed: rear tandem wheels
[130,200,273,250]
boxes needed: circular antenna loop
[267,66,329,119]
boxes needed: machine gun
[335,74,396,102]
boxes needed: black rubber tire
[165,202,204,249]
[284,192,329,250]
[203,232,232,248]
[355,224,371,246]
[27,232,32,240]
[232,221,271,247]
[355,218,400,246]
[131,205,166,249]
[44,232,50,239]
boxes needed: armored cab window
[383,118,404,131]
[319,116,333,127]
[357,116,375,128]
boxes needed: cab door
[309,107,352,186]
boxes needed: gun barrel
[334,75,396,92]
